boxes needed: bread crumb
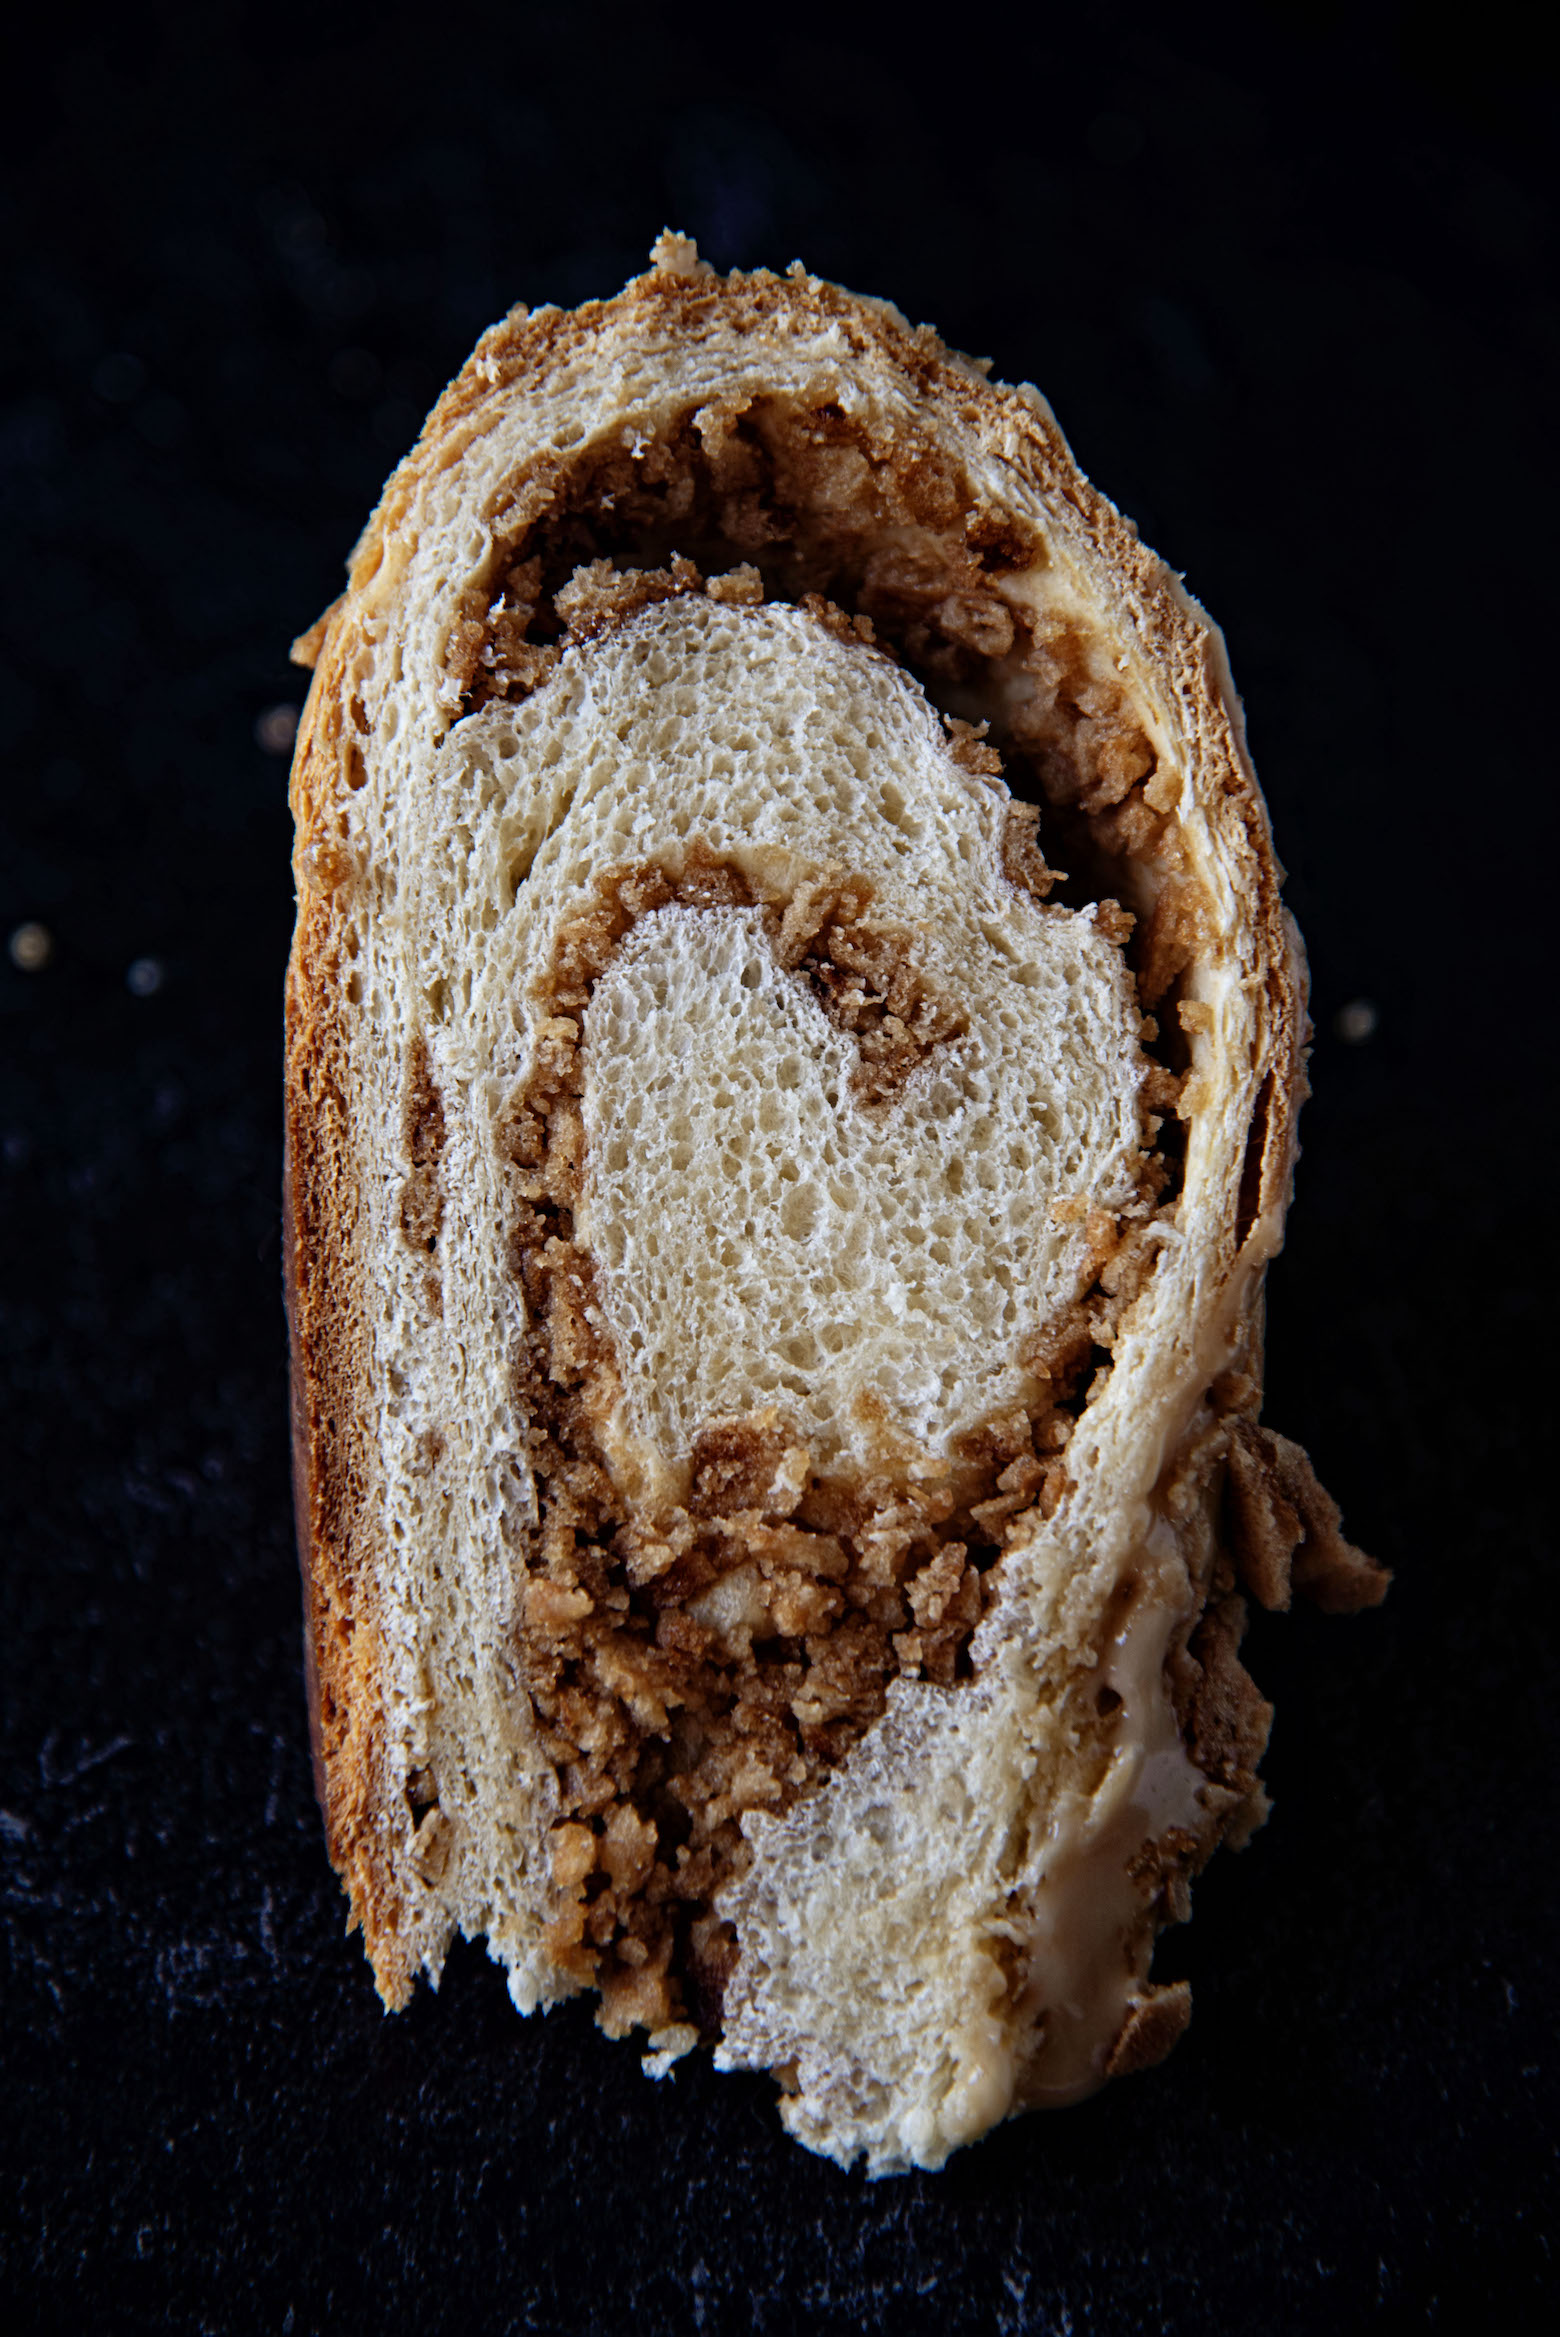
[649,230,713,283]
[8,923,52,973]
[642,2022,700,2078]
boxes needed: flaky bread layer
[284,235,1385,2172]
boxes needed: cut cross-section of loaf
[284,233,1388,2175]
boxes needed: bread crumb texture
[284,239,1385,2174]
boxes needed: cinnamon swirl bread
[283,233,1387,2173]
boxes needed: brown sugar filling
[447,392,1149,760]
[432,399,1203,2037]
[449,388,1205,1035]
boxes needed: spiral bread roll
[284,233,1387,2174]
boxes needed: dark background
[3,4,1556,2329]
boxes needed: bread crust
[284,778,413,2001]
[284,235,1387,2156]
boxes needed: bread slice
[284,233,1387,2174]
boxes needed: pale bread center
[523,599,1152,1479]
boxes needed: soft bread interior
[378,586,1169,2060]
[514,597,1150,1476]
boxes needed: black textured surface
[3,7,1557,2330]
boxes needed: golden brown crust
[290,596,344,672]
[284,636,412,2007]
